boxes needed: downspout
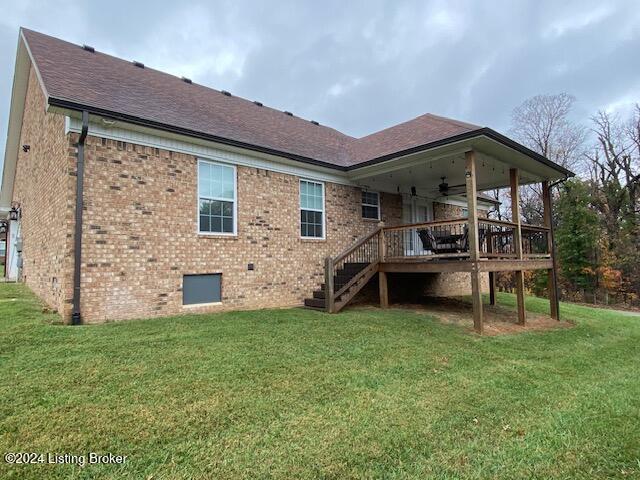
[71,111,89,325]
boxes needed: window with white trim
[361,191,380,220]
[300,180,324,238]
[198,160,236,234]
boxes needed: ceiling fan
[435,177,465,196]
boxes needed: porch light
[9,206,19,221]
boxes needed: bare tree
[509,94,586,224]
[623,104,640,212]
[584,106,640,297]
[511,93,586,170]
[586,109,640,214]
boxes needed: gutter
[71,110,89,325]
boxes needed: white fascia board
[64,115,355,186]
[0,34,32,209]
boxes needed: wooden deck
[380,258,553,273]
[318,215,555,317]
[317,151,561,335]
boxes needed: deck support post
[542,181,560,320]
[377,226,388,308]
[489,272,496,305]
[324,257,335,313]
[465,150,483,334]
[510,168,526,325]
[379,271,389,308]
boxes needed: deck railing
[480,219,517,258]
[521,224,551,257]
[383,218,469,259]
[380,218,550,261]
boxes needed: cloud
[543,5,614,39]
[0,0,639,178]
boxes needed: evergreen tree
[556,179,600,296]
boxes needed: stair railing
[324,227,382,312]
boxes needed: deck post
[487,230,497,305]
[377,226,389,308]
[377,225,386,262]
[510,168,526,325]
[542,181,560,320]
[324,257,335,313]
[465,150,483,334]
[489,272,496,305]
[379,271,389,308]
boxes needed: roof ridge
[422,113,482,131]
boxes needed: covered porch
[322,138,569,334]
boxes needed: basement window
[300,179,325,239]
[198,160,236,235]
[361,191,380,220]
[183,274,222,305]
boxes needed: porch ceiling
[347,135,570,196]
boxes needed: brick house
[0,29,572,331]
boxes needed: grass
[0,283,639,479]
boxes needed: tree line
[491,94,640,306]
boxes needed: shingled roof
[21,28,485,167]
[19,28,571,176]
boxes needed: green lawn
[1,284,639,479]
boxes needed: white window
[198,160,236,235]
[300,179,324,238]
[361,191,380,220]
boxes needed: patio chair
[417,228,437,252]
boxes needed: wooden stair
[304,262,370,310]
[304,228,384,313]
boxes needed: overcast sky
[1,0,639,172]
